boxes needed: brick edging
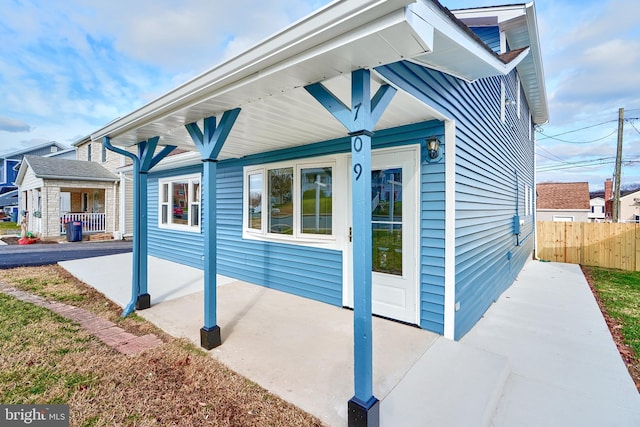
[0,283,162,355]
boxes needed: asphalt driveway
[0,239,132,268]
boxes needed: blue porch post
[305,69,395,427]
[103,136,176,316]
[185,109,240,350]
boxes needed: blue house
[0,141,70,192]
[92,1,547,424]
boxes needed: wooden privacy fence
[536,221,640,271]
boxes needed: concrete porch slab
[136,280,440,427]
[59,256,640,427]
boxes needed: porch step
[88,233,114,241]
[380,337,509,427]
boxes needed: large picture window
[244,160,334,241]
[159,174,201,231]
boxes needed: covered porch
[59,188,107,235]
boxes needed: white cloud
[0,117,31,133]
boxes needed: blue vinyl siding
[470,26,501,53]
[148,165,205,270]
[148,121,440,310]
[420,125,446,334]
[377,60,535,339]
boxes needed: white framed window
[158,174,201,231]
[244,158,335,243]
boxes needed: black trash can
[66,221,83,242]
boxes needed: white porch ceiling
[91,0,547,157]
[146,73,438,160]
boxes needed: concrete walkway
[60,255,640,426]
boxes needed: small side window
[248,172,263,231]
[158,174,201,231]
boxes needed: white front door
[345,145,419,324]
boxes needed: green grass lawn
[588,267,640,358]
[0,266,323,426]
[0,221,20,233]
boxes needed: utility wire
[538,128,617,144]
[537,159,640,172]
[536,120,616,140]
[535,145,569,163]
[536,156,617,172]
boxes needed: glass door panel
[371,168,402,276]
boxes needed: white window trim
[243,155,345,249]
[516,78,521,119]
[552,215,575,222]
[158,173,201,232]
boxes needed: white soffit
[91,0,433,151]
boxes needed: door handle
[349,227,352,242]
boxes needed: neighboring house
[15,155,118,238]
[72,136,132,237]
[90,1,547,421]
[595,178,640,222]
[536,182,590,222]
[0,141,69,192]
[44,147,77,160]
[589,196,606,222]
[0,189,18,220]
[619,189,640,223]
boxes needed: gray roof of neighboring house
[22,155,117,182]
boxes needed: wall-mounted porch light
[426,136,441,161]
[504,97,516,106]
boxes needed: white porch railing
[60,213,106,234]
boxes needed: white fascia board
[90,0,415,144]
[408,1,524,81]
[452,4,527,25]
[523,1,548,124]
[14,158,30,186]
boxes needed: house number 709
[353,136,363,181]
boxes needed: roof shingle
[23,155,117,181]
[537,182,590,210]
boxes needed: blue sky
[0,0,638,191]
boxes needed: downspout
[103,137,140,316]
